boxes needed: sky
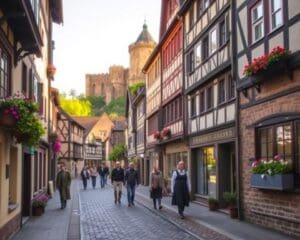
[52,0,161,96]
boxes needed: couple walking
[111,161,139,207]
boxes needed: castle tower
[109,65,128,102]
[85,73,110,97]
[128,22,156,85]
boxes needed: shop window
[166,152,188,178]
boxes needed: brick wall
[239,71,300,237]
[0,213,21,240]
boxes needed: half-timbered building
[0,0,63,238]
[144,47,162,185]
[182,0,236,205]
[159,0,189,184]
[235,0,300,237]
[56,108,85,177]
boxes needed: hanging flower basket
[153,130,161,140]
[0,110,17,128]
[47,64,56,78]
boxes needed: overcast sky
[52,0,161,96]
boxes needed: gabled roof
[72,116,100,137]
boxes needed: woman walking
[150,166,163,210]
[171,161,191,219]
[90,164,98,189]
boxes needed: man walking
[111,161,124,204]
[125,162,139,207]
[56,162,71,209]
[98,163,109,188]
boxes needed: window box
[249,59,289,85]
[250,173,294,190]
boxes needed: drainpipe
[231,0,243,220]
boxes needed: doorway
[22,153,32,219]
[218,142,236,207]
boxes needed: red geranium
[153,131,161,140]
[243,46,289,77]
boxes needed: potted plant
[251,155,293,190]
[161,127,171,139]
[47,64,56,78]
[0,93,45,146]
[223,191,238,219]
[208,196,219,211]
[153,130,161,140]
[32,193,49,216]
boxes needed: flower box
[250,174,294,190]
[249,59,289,85]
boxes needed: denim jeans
[91,176,97,189]
[100,175,105,188]
[127,184,136,205]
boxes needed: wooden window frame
[250,0,265,43]
[209,27,218,55]
[202,35,209,61]
[218,78,226,105]
[190,95,197,117]
[0,45,11,98]
[199,90,205,113]
[206,85,213,110]
[269,0,283,31]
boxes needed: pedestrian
[150,166,163,210]
[56,162,71,209]
[125,162,139,207]
[171,160,191,219]
[111,161,125,204]
[90,164,98,189]
[81,165,90,190]
[97,163,106,188]
[103,163,109,186]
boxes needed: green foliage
[60,96,92,116]
[208,196,218,203]
[223,192,237,206]
[252,160,292,175]
[108,144,127,161]
[86,96,106,116]
[0,94,45,147]
[103,96,125,116]
[129,81,145,94]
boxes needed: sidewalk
[13,179,80,240]
[135,185,297,240]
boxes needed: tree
[103,96,125,116]
[86,96,106,116]
[69,89,77,99]
[60,96,92,116]
[108,144,127,162]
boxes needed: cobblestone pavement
[79,185,200,240]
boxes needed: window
[22,64,27,94]
[166,152,188,178]
[270,0,282,30]
[187,50,195,74]
[191,96,196,117]
[195,43,201,66]
[30,0,40,25]
[218,79,225,104]
[200,91,205,113]
[251,1,264,42]
[206,86,213,110]
[189,4,194,30]
[202,36,209,60]
[197,0,202,18]
[259,127,274,161]
[0,47,10,98]
[219,19,227,46]
[210,28,217,54]
[227,74,236,100]
[204,0,209,10]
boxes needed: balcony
[0,0,43,59]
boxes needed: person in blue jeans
[125,162,139,207]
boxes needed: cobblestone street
[79,184,198,240]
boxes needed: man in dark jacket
[111,161,124,204]
[125,162,139,207]
[98,163,110,188]
[56,162,71,209]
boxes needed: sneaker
[131,202,135,206]
[180,214,185,219]
[159,206,163,210]
[128,204,131,207]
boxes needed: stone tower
[107,65,128,103]
[128,23,156,85]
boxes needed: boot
[114,191,117,204]
[118,191,122,204]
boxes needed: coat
[56,170,71,200]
